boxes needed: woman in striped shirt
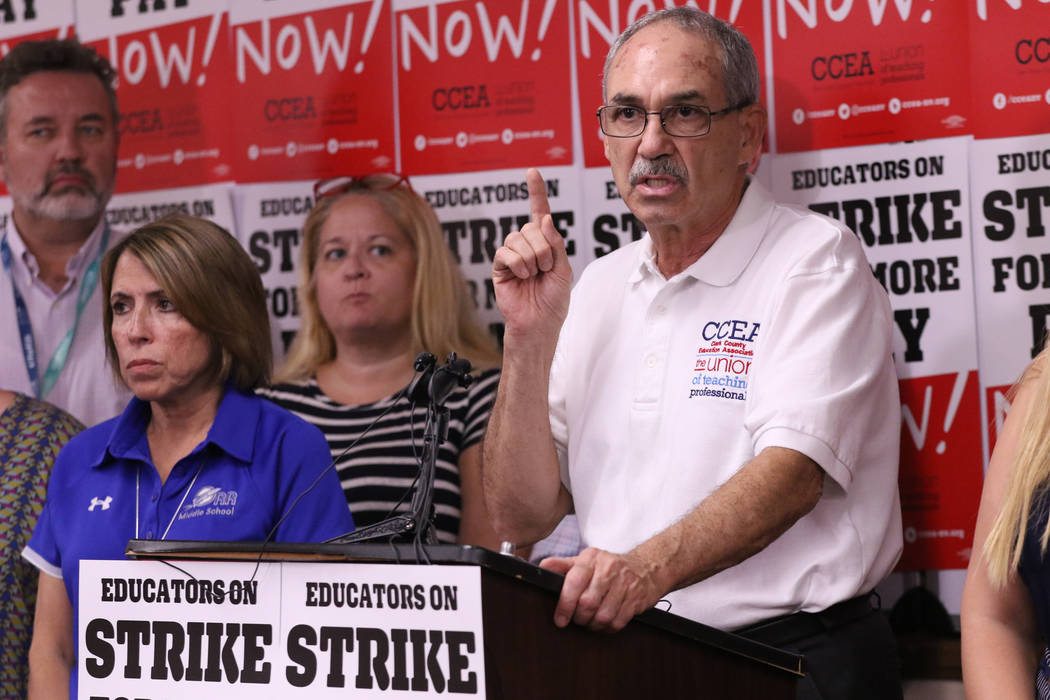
[258,174,502,546]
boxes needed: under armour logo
[88,496,112,511]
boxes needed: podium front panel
[117,540,803,699]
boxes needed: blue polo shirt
[24,386,354,691]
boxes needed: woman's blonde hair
[984,344,1050,587]
[275,177,500,382]
[100,214,272,393]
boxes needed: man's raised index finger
[526,167,551,225]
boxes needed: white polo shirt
[549,179,902,630]
[0,218,130,427]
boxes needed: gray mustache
[629,159,687,185]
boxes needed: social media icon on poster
[993,93,1006,110]
[837,103,850,120]
[327,138,339,155]
[173,149,184,165]
[888,98,901,115]
[792,108,804,125]
[414,135,426,152]
[501,129,513,145]
[248,144,259,161]
[456,132,468,148]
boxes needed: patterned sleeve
[22,454,67,578]
[42,401,86,453]
[461,367,500,450]
[19,398,84,578]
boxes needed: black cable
[159,558,199,582]
[378,392,430,520]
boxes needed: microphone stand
[326,353,473,546]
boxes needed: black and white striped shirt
[257,368,499,543]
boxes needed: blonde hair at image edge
[275,185,500,383]
[984,345,1050,587]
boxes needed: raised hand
[492,168,573,343]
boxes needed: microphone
[259,353,434,550]
[428,354,472,406]
[325,352,475,546]
[408,352,437,404]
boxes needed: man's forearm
[630,447,824,595]
[482,337,570,544]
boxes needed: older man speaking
[483,8,903,699]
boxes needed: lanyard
[0,222,111,399]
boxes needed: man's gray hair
[602,7,760,108]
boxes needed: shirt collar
[627,177,774,288]
[627,235,661,285]
[3,214,108,282]
[206,386,260,463]
[91,384,260,468]
[64,218,109,278]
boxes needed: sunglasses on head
[313,173,413,199]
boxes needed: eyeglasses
[313,173,413,199]
[596,102,749,138]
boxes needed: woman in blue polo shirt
[23,215,353,699]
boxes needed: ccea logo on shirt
[689,319,760,402]
[177,485,239,521]
[88,496,113,511]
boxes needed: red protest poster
[969,0,1050,139]
[897,371,983,571]
[771,0,971,152]
[230,0,396,183]
[76,1,235,192]
[575,0,766,168]
[0,1,75,197]
[395,0,573,175]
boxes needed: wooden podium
[127,540,804,699]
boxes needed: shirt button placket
[635,286,673,406]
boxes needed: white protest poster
[970,133,1050,450]
[579,166,638,262]
[234,181,315,354]
[280,562,485,696]
[411,166,587,340]
[79,559,284,699]
[106,182,236,234]
[770,137,982,571]
[79,559,486,698]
